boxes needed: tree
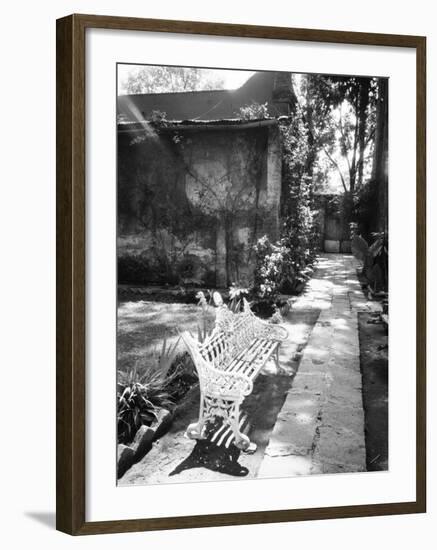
[371,78,388,233]
[289,75,387,239]
[121,66,225,94]
[303,75,377,196]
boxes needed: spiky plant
[117,335,181,444]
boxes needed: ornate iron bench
[181,298,288,451]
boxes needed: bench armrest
[242,299,288,341]
[180,331,253,397]
[257,321,289,341]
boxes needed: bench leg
[185,391,207,441]
[274,346,280,370]
[230,399,251,451]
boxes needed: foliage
[280,108,319,275]
[253,236,286,299]
[166,352,198,402]
[289,74,385,239]
[121,66,225,94]
[352,177,380,241]
[351,231,388,292]
[228,284,249,313]
[148,110,167,123]
[252,111,319,301]
[298,74,378,195]
[154,336,181,377]
[117,334,181,444]
[117,365,174,444]
[236,102,270,120]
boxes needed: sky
[117,64,255,95]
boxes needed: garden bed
[358,312,388,471]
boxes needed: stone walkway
[258,253,372,477]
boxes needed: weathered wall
[117,121,282,287]
[314,194,352,253]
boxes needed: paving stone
[258,254,367,479]
[258,454,315,478]
[263,390,322,459]
[314,425,366,471]
[291,371,326,394]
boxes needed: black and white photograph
[116,64,389,485]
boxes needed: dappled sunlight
[121,97,162,141]
[331,318,351,330]
[295,412,314,424]
[304,346,329,358]
[288,398,319,409]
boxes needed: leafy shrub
[351,231,388,292]
[252,224,316,300]
[148,110,167,123]
[166,352,198,402]
[252,115,320,301]
[236,102,270,120]
[253,236,286,300]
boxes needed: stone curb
[117,408,172,478]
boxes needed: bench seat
[181,298,288,450]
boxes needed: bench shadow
[169,438,249,478]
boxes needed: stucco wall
[314,194,352,253]
[117,121,282,287]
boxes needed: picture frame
[56,13,426,535]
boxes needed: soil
[358,312,388,471]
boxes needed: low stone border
[117,408,172,478]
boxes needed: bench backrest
[198,301,259,369]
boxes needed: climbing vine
[253,109,319,300]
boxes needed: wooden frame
[56,13,426,535]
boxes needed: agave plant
[117,335,181,444]
[154,335,181,378]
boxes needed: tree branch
[321,145,349,193]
